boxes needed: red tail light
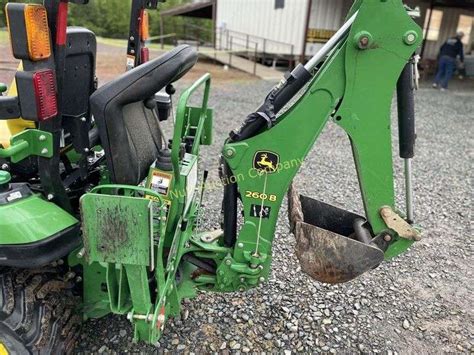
[141,47,150,64]
[33,69,57,120]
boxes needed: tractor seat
[90,45,197,185]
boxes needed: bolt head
[226,149,234,157]
[39,134,46,141]
[239,287,245,292]
[1,164,9,170]
[259,277,265,283]
[47,193,54,200]
[238,242,244,248]
[240,277,245,283]
[80,117,87,122]
[84,148,90,153]
[383,234,392,242]
[41,148,48,155]
[225,259,232,266]
[403,31,418,45]
[359,36,369,47]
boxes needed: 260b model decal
[245,190,277,202]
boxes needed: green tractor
[0,0,423,353]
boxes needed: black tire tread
[0,267,81,354]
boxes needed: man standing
[433,31,465,91]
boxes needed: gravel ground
[76,76,473,354]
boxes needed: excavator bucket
[288,184,384,284]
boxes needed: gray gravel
[75,77,473,353]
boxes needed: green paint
[0,194,78,244]
[69,250,111,318]
[0,170,11,185]
[188,106,213,146]
[0,129,53,163]
[81,194,152,266]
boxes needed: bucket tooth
[288,183,384,284]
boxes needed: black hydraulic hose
[229,64,312,142]
[222,161,238,247]
[397,61,416,159]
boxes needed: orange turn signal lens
[24,5,51,61]
[140,10,150,41]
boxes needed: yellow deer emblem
[256,153,276,172]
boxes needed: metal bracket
[200,229,223,243]
[380,206,421,241]
[0,129,53,163]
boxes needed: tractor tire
[0,267,81,355]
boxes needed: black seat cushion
[90,45,197,185]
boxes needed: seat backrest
[90,45,197,185]
[62,27,97,152]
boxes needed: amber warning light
[6,3,52,61]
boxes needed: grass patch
[96,36,174,51]
[96,37,127,47]
[0,30,9,44]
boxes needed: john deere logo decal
[253,151,279,173]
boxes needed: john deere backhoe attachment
[0,0,424,350]
[223,0,422,285]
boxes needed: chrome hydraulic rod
[404,158,414,223]
[304,11,359,72]
[397,60,417,224]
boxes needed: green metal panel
[69,251,111,319]
[188,106,213,146]
[336,0,422,234]
[0,194,78,244]
[0,171,11,185]
[81,194,152,266]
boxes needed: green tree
[1,0,211,42]
[69,0,131,38]
[1,0,39,27]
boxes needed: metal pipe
[300,0,312,63]
[304,11,358,72]
[405,158,414,223]
[254,42,258,76]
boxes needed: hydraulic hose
[228,11,359,143]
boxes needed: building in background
[161,0,474,74]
